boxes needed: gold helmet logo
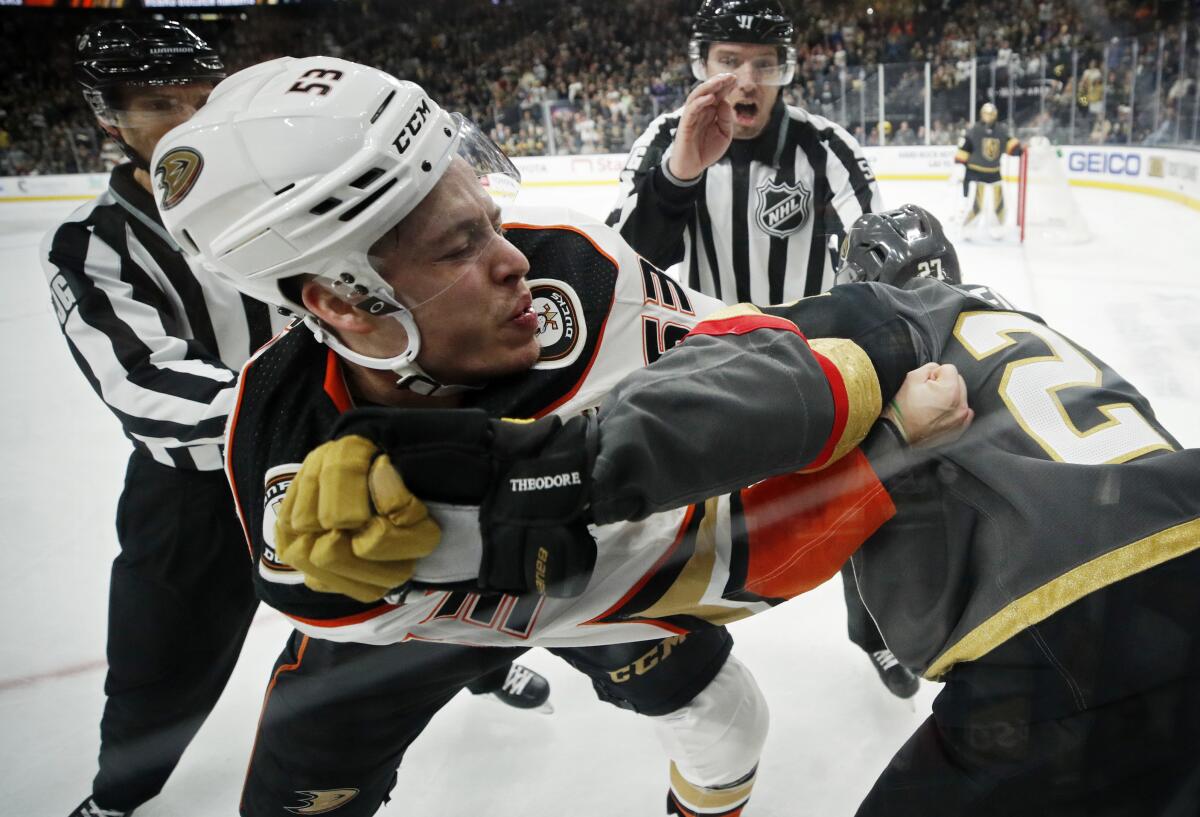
[285,788,359,814]
[154,147,204,211]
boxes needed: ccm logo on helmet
[509,472,582,492]
[392,98,432,155]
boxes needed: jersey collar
[108,163,182,251]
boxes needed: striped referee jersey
[40,164,287,471]
[608,99,883,304]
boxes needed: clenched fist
[275,435,441,603]
[886,362,974,448]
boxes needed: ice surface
[2,178,1196,816]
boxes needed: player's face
[705,43,782,140]
[371,160,538,385]
[112,82,214,163]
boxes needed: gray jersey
[853,280,1197,686]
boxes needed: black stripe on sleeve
[820,126,876,215]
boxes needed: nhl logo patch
[527,278,586,370]
[755,178,811,238]
[155,146,204,211]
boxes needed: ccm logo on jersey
[509,472,582,492]
[528,279,587,369]
[260,464,305,584]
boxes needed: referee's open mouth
[733,102,758,126]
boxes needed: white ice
[2,178,1197,817]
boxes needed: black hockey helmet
[74,20,225,127]
[689,0,797,86]
[837,205,962,287]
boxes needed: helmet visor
[689,40,797,86]
[357,112,522,314]
[100,80,217,129]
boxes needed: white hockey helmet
[152,56,521,393]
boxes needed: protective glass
[356,112,523,314]
[689,40,797,86]
[101,81,216,129]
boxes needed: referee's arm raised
[607,74,737,269]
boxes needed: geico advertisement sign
[1066,150,1142,177]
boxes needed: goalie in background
[955,102,1022,237]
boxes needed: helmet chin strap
[302,314,474,398]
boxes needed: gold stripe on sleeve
[924,516,1200,679]
[806,338,882,469]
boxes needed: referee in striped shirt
[608,0,918,699]
[42,22,285,817]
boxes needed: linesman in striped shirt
[41,22,282,817]
[607,0,918,698]
[43,22,549,817]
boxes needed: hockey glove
[275,435,441,603]
[330,407,598,598]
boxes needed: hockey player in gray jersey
[955,102,1022,235]
[818,204,1200,816]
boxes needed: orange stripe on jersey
[583,505,699,626]
[684,312,803,340]
[739,450,895,600]
[240,634,310,811]
[286,602,398,629]
[323,348,353,413]
[503,222,618,419]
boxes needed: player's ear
[301,279,375,335]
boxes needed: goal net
[1017,136,1091,244]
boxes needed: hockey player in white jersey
[155,57,967,816]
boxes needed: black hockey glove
[329,407,598,598]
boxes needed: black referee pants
[93,450,258,810]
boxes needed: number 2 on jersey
[953,311,1172,464]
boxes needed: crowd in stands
[0,0,1195,176]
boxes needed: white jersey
[228,205,891,649]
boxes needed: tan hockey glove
[275,435,441,603]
